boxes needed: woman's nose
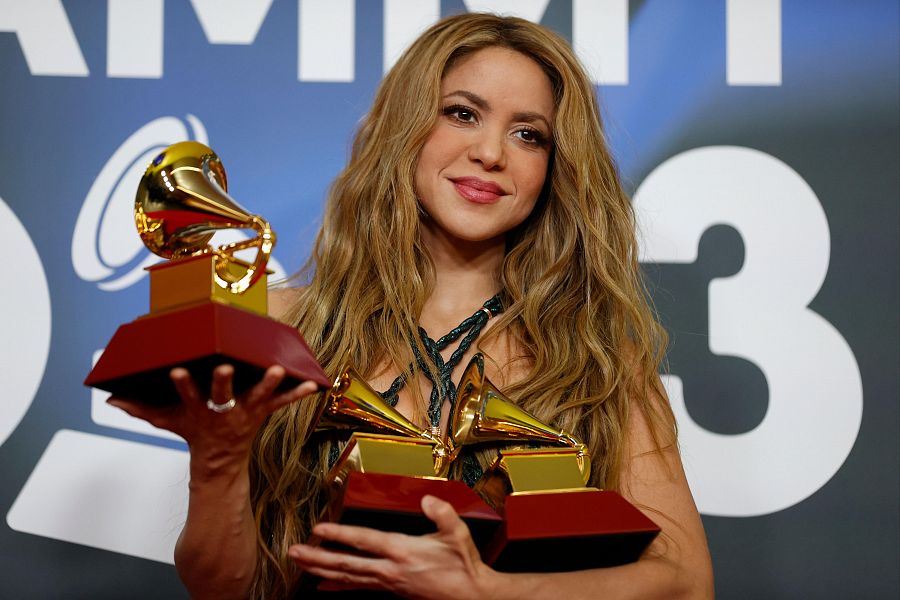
[467,130,506,170]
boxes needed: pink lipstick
[450,177,507,204]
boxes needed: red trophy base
[84,302,331,404]
[296,472,503,595]
[329,471,502,551]
[483,489,660,572]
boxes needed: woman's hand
[288,495,499,600]
[107,364,319,460]
[108,365,320,600]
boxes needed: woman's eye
[515,128,545,145]
[444,105,476,123]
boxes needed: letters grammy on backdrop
[84,141,330,403]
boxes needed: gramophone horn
[451,353,591,484]
[315,365,450,475]
[135,141,275,294]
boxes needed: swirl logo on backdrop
[72,115,209,291]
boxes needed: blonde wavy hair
[248,12,673,599]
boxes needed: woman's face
[414,46,555,247]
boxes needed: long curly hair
[248,12,673,599]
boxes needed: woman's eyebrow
[443,89,490,110]
[442,89,552,130]
[511,111,551,131]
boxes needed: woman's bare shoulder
[268,286,304,321]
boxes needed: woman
[111,13,713,599]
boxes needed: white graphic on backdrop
[107,0,164,78]
[7,431,189,564]
[727,0,782,85]
[573,0,629,85]
[634,146,863,517]
[298,0,355,82]
[0,0,89,76]
[107,0,276,78]
[383,0,440,76]
[3,1,781,87]
[463,0,550,22]
[191,0,275,44]
[0,196,51,448]
[72,115,208,291]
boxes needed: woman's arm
[108,289,317,599]
[111,366,317,599]
[288,384,713,599]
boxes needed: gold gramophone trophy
[310,365,501,548]
[451,353,661,572]
[85,141,330,403]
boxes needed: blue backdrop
[1,1,897,598]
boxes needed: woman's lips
[450,177,507,204]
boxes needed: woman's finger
[106,397,153,420]
[288,544,381,574]
[170,367,203,405]
[421,495,464,534]
[310,522,404,559]
[289,543,384,575]
[245,365,286,405]
[209,364,235,404]
[268,380,320,412]
[421,495,481,556]
[106,397,178,432]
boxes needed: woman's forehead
[440,47,556,117]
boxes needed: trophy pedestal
[329,471,502,551]
[84,301,330,404]
[483,489,660,572]
[302,472,502,595]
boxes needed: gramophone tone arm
[431,440,453,478]
[420,428,454,478]
[216,215,273,255]
[212,214,275,294]
[558,431,592,486]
